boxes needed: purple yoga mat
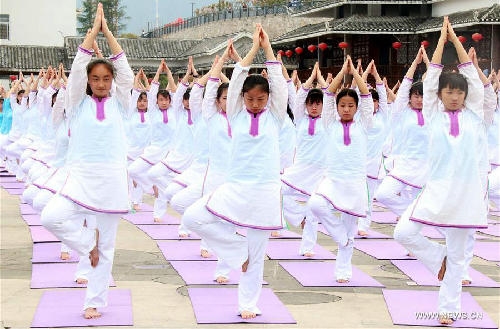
[478,225,500,237]
[0,176,17,182]
[170,261,268,285]
[5,188,24,195]
[318,224,391,239]
[157,240,216,261]
[134,203,153,212]
[31,263,116,288]
[20,203,37,215]
[187,288,296,324]
[31,289,133,328]
[123,212,180,225]
[0,172,15,177]
[137,224,200,240]
[266,240,336,260]
[32,243,79,263]
[354,240,415,260]
[473,241,500,262]
[391,260,500,288]
[237,229,301,239]
[30,226,59,243]
[1,181,25,188]
[371,211,398,224]
[280,261,384,287]
[488,218,500,224]
[382,289,498,328]
[22,214,41,226]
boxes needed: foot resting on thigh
[84,307,101,319]
[89,229,99,268]
[60,251,70,260]
[438,256,447,281]
[241,310,257,319]
[216,276,229,284]
[271,231,281,237]
[200,249,211,258]
[462,279,471,285]
[357,230,369,236]
[76,278,88,284]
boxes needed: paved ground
[1,188,499,329]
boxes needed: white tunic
[408,62,490,229]
[126,89,152,160]
[59,48,134,214]
[8,94,28,141]
[205,61,288,230]
[487,93,500,166]
[279,115,296,171]
[315,92,374,218]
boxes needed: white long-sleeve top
[487,90,500,166]
[8,93,28,141]
[126,89,152,160]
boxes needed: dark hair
[369,88,379,102]
[217,83,229,100]
[438,72,468,98]
[86,59,115,95]
[51,91,59,107]
[409,81,423,97]
[305,88,323,105]
[286,105,294,123]
[336,89,359,107]
[138,91,147,101]
[183,87,192,101]
[157,90,171,102]
[17,89,25,96]
[242,74,269,95]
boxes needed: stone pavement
[1,188,499,328]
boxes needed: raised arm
[348,56,373,128]
[52,84,66,127]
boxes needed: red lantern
[458,36,467,43]
[392,42,402,50]
[338,42,348,49]
[472,33,483,42]
[285,50,293,58]
[318,42,328,51]
[295,47,303,55]
[307,44,317,53]
[9,75,16,81]
[420,40,429,48]
[277,50,285,56]
[148,78,152,84]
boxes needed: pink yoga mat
[354,240,415,260]
[266,240,336,260]
[137,224,200,240]
[157,240,216,261]
[391,260,500,288]
[0,176,17,182]
[371,211,398,224]
[123,212,180,225]
[134,203,153,212]
[473,241,500,262]
[31,289,133,327]
[20,203,37,215]
[187,288,296,324]
[382,289,498,328]
[32,243,79,263]
[478,225,500,237]
[31,263,116,288]
[280,261,384,287]
[1,181,24,188]
[318,224,391,239]
[421,226,444,239]
[22,214,41,226]
[30,226,59,243]
[5,188,24,195]
[237,229,302,239]
[170,261,268,285]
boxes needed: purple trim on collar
[265,61,281,65]
[221,111,232,137]
[109,52,124,61]
[92,96,108,121]
[446,110,460,137]
[342,120,353,146]
[457,61,473,69]
[78,46,93,56]
[410,107,424,126]
[409,217,488,229]
[160,108,169,123]
[247,109,266,137]
[404,77,413,82]
[208,77,220,82]
[186,108,193,125]
[429,63,444,69]
[139,111,146,123]
[316,192,367,218]
[308,115,320,135]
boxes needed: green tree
[77,0,129,36]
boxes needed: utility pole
[155,0,159,29]
[190,1,195,17]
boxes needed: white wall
[432,0,499,17]
[0,0,76,46]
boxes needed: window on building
[0,14,9,40]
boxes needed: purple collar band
[92,96,108,121]
[411,107,424,126]
[247,109,266,137]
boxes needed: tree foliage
[77,0,130,36]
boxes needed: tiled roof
[0,45,69,71]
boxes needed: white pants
[358,177,381,232]
[165,182,184,203]
[375,176,420,216]
[309,194,357,280]
[21,157,35,176]
[394,210,473,315]
[489,166,500,209]
[128,158,153,191]
[22,185,40,205]
[147,163,176,219]
[28,162,46,183]
[183,196,270,314]
[299,210,319,255]
[436,227,475,282]
[33,189,55,212]
[41,194,120,310]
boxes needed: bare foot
[396,216,400,222]
[242,258,249,272]
[200,249,211,258]
[89,229,99,268]
[438,256,447,281]
[407,252,415,257]
[336,279,349,283]
[241,310,256,319]
[301,218,306,230]
[152,185,158,198]
[462,279,471,285]
[76,278,88,284]
[216,276,229,284]
[154,217,162,223]
[179,233,189,238]
[60,252,70,260]
[303,252,315,257]
[271,231,281,237]
[84,307,101,319]
[438,315,454,325]
[132,180,138,188]
[358,230,368,236]
[133,204,141,211]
